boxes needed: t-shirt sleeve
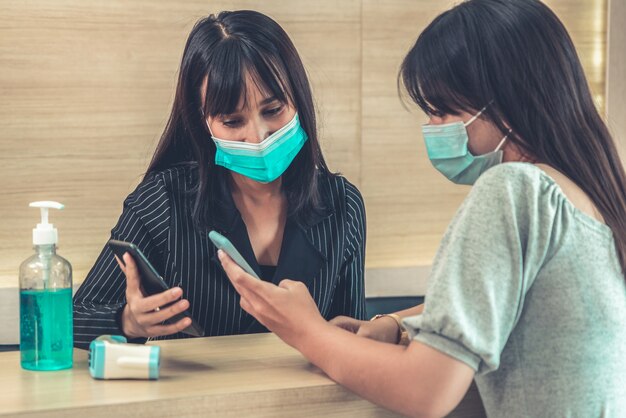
[403,164,559,374]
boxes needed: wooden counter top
[0,333,485,417]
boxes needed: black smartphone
[108,239,205,337]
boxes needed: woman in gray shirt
[218,0,626,416]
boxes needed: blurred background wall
[0,1,619,342]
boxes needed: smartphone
[107,239,205,337]
[208,231,260,279]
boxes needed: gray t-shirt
[403,162,626,417]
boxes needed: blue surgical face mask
[421,106,509,185]
[209,113,308,183]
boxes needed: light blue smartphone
[209,231,260,279]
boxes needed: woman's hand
[217,250,329,349]
[330,315,400,344]
[116,252,192,338]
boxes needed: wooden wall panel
[0,0,360,287]
[361,0,607,269]
[0,0,608,288]
[607,0,626,153]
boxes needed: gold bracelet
[370,313,407,344]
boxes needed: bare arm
[300,322,474,417]
[219,251,474,418]
[330,303,425,344]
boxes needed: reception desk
[0,333,485,417]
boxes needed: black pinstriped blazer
[73,164,366,349]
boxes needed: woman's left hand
[218,250,328,349]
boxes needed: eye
[263,105,284,117]
[222,118,243,128]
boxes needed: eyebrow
[222,96,282,117]
[259,96,280,106]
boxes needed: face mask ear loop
[200,106,216,137]
[206,118,215,137]
[464,105,489,127]
[494,129,512,152]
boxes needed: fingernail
[217,249,224,260]
[171,287,182,296]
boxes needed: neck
[502,140,536,163]
[229,172,283,204]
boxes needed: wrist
[296,319,334,358]
[370,313,409,345]
[120,304,138,339]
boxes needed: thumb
[278,278,298,289]
[218,250,244,280]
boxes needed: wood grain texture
[361,0,607,268]
[0,0,607,287]
[0,333,486,417]
[607,0,626,153]
[0,0,360,287]
[361,0,465,269]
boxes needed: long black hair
[147,10,330,228]
[400,0,626,274]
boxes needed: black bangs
[202,38,292,117]
[397,0,626,274]
[148,10,332,230]
[399,9,488,117]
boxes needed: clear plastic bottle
[19,201,73,371]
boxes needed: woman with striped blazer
[73,11,366,349]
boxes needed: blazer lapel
[208,189,263,280]
[271,217,327,287]
[208,179,335,334]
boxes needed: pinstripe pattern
[73,164,366,349]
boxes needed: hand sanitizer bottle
[19,201,73,371]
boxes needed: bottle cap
[29,201,64,245]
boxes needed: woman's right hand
[329,315,400,344]
[116,252,192,338]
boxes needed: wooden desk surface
[0,333,485,417]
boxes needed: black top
[73,164,367,349]
[259,265,277,282]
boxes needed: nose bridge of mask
[211,113,298,151]
[215,126,299,160]
[215,125,301,166]
[213,113,308,183]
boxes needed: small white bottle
[19,201,73,371]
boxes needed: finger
[329,315,354,326]
[121,253,144,300]
[218,250,268,296]
[356,328,372,338]
[238,295,272,330]
[277,278,298,289]
[145,298,190,324]
[277,279,308,293]
[146,317,192,338]
[114,255,127,274]
[239,296,252,314]
[136,287,183,314]
[329,316,361,333]
[328,316,346,325]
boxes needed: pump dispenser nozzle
[29,201,64,245]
